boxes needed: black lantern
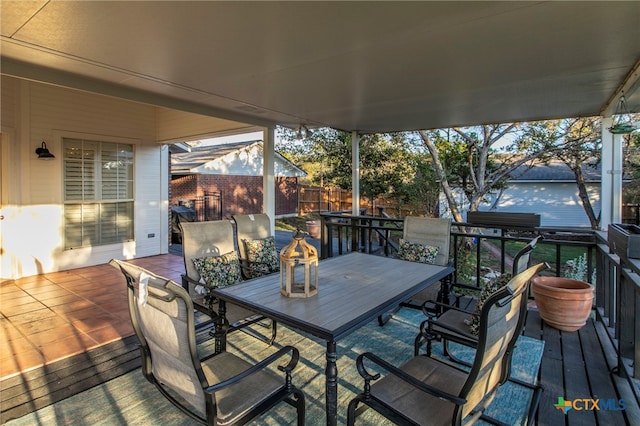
[35,142,55,159]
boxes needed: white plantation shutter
[63,138,134,248]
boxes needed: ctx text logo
[554,397,626,414]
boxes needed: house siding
[483,182,601,228]
[1,76,17,127]
[0,76,167,278]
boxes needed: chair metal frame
[110,259,305,426]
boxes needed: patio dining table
[212,251,454,426]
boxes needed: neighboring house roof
[171,140,307,177]
[510,160,602,182]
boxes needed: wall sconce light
[35,141,55,159]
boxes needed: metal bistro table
[212,252,454,426]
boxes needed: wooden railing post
[619,268,640,379]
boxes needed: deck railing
[318,212,640,387]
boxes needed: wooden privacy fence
[298,186,351,213]
[298,185,433,217]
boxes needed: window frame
[62,135,135,249]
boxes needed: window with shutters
[63,138,134,249]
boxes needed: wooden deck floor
[524,308,640,425]
[2,253,640,424]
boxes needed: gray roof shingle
[510,161,601,182]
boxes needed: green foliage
[420,123,540,218]
[278,116,633,222]
[562,253,596,284]
[453,243,478,286]
[432,129,510,200]
[276,127,439,215]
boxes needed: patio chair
[347,262,547,426]
[415,235,541,359]
[232,213,279,279]
[378,216,452,325]
[109,259,305,426]
[180,220,276,344]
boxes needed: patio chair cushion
[192,251,242,290]
[242,236,280,278]
[468,273,512,335]
[398,239,440,264]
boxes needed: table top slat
[213,252,453,341]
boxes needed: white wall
[0,76,168,279]
[439,181,601,228]
[194,143,304,177]
[484,182,601,228]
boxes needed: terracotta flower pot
[531,277,594,332]
[306,220,321,239]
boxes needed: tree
[277,127,439,215]
[276,127,345,187]
[417,124,550,223]
[525,118,601,229]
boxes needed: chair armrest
[421,299,475,317]
[204,345,299,393]
[418,318,479,348]
[355,352,466,405]
[181,273,200,290]
[181,273,220,315]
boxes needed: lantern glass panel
[279,229,319,298]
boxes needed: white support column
[160,144,169,254]
[263,127,276,233]
[612,131,624,226]
[351,131,360,216]
[600,116,623,230]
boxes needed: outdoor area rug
[6,308,544,425]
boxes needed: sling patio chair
[414,236,542,358]
[232,213,280,280]
[413,239,544,426]
[180,219,276,344]
[378,216,452,325]
[109,259,305,426]
[347,263,547,426]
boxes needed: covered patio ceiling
[1,1,639,135]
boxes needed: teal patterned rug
[6,308,544,425]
